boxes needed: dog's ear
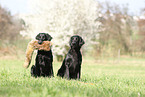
[36,33,40,40]
[45,34,53,41]
[69,37,73,46]
[79,37,85,47]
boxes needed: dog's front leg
[64,65,69,79]
[77,71,80,79]
[31,65,40,77]
[76,65,81,79]
[51,64,54,77]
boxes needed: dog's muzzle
[38,40,43,44]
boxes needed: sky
[0,0,145,16]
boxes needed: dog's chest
[66,50,81,69]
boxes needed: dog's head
[69,35,85,49]
[36,33,52,44]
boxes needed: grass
[0,56,145,97]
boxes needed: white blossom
[20,0,102,56]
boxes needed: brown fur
[23,40,52,68]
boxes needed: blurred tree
[95,2,135,57]
[20,0,102,60]
[0,5,22,45]
[136,9,145,53]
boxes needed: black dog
[31,33,54,77]
[57,35,85,79]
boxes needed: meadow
[0,56,145,97]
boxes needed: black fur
[31,33,54,77]
[57,35,85,79]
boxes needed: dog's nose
[71,42,76,45]
[38,40,43,45]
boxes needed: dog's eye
[71,37,74,40]
[36,36,40,40]
[42,36,45,39]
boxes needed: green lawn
[0,57,145,97]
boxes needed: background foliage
[20,0,101,60]
[0,1,145,59]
